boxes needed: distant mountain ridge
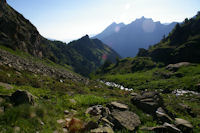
[94,17,177,57]
[0,0,120,76]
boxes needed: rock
[85,121,99,130]
[0,106,4,113]
[86,105,103,116]
[131,91,163,114]
[86,105,110,117]
[107,101,128,111]
[0,97,4,104]
[130,92,138,97]
[166,62,191,71]
[141,123,181,133]
[108,110,141,131]
[163,122,181,133]
[175,118,193,133]
[62,128,68,133]
[66,118,85,133]
[10,90,35,105]
[141,126,167,133]
[101,117,114,127]
[156,107,173,123]
[69,99,76,104]
[0,82,13,89]
[57,119,65,124]
[91,126,114,133]
[14,126,20,132]
[64,110,70,115]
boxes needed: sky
[7,0,200,42]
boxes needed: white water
[100,80,133,91]
[172,89,200,96]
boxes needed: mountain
[47,35,120,76]
[94,17,177,57]
[0,0,120,76]
[94,22,125,40]
[140,12,200,64]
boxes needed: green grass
[97,64,200,92]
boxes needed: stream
[100,80,200,96]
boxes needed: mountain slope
[94,17,177,57]
[0,0,120,76]
[143,12,200,64]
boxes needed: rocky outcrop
[10,90,35,105]
[131,91,164,114]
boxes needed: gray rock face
[108,110,141,131]
[131,91,163,114]
[10,90,35,105]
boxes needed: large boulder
[175,118,193,133]
[10,90,35,105]
[131,91,164,114]
[108,110,141,131]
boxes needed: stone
[156,107,173,123]
[0,82,13,89]
[166,62,191,71]
[131,91,163,114]
[64,110,70,115]
[163,122,181,133]
[0,106,4,113]
[66,118,85,133]
[130,92,138,97]
[85,105,110,117]
[69,99,76,104]
[85,121,99,130]
[108,110,141,131]
[10,90,35,105]
[86,105,103,116]
[14,126,20,132]
[107,101,128,111]
[140,126,167,133]
[101,117,114,127]
[175,118,193,132]
[57,119,65,124]
[91,126,114,133]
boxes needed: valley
[0,0,200,133]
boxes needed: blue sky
[7,0,200,42]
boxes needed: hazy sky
[7,0,200,42]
